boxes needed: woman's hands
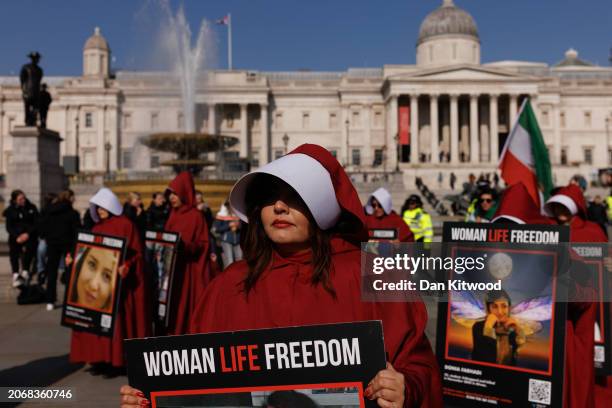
[365,362,405,407]
[120,385,149,407]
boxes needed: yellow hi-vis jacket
[607,196,612,221]
[402,207,433,243]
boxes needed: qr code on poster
[595,345,605,363]
[101,314,112,329]
[528,379,551,405]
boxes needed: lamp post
[345,119,350,167]
[282,133,289,155]
[74,112,80,174]
[105,142,112,175]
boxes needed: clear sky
[0,0,610,76]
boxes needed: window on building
[150,155,160,168]
[373,110,383,127]
[352,110,361,127]
[85,112,93,128]
[274,112,283,129]
[151,112,159,129]
[251,151,259,168]
[374,149,383,166]
[560,111,566,128]
[122,149,133,169]
[329,112,338,129]
[122,113,132,129]
[226,113,235,129]
[302,112,310,129]
[177,113,184,129]
[584,147,593,164]
[584,111,591,127]
[608,148,612,165]
[274,149,284,160]
[561,148,568,165]
[541,108,550,126]
[352,148,361,166]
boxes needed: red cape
[548,185,607,407]
[364,211,415,242]
[70,215,151,367]
[191,238,441,407]
[165,172,211,335]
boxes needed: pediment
[389,65,525,81]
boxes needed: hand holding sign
[365,362,405,407]
[119,385,148,408]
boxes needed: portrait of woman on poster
[69,245,120,312]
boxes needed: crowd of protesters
[3,142,612,406]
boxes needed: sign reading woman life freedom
[60,231,126,337]
[125,321,386,407]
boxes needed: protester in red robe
[164,171,210,335]
[70,188,151,377]
[364,187,414,242]
[121,144,442,408]
[546,184,607,408]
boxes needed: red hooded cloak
[547,185,608,408]
[365,211,415,242]
[70,215,151,367]
[190,144,442,407]
[165,172,210,335]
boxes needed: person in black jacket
[123,192,146,238]
[36,192,58,284]
[145,192,169,231]
[3,190,39,288]
[40,189,81,310]
[587,195,608,236]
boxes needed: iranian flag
[498,99,553,207]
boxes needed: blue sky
[0,0,610,75]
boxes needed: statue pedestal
[7,126,66,208]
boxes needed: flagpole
[228,13,233,70]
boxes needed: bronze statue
[39,83,52,129]
[19,52,43,126]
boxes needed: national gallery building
[0,0,611,186]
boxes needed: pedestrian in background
[36,192,58,285]
[212,202,242,268]
[3,190,38,288]
[123,192,146,238]
[145,192,169,231]
[401,194,433,243]
[40,189,81,311]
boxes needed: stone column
[388,96,398,170]
[109,106,118,171]
[342,104,350,166]
[552,105,562,164]
[470,94,479,164]
[259,103,269,165]
[208,104,216,134]
[509,94,518,125]
[410,94,419,164]
[489,94,499,163]
[0,106,4,174]
[364,104,372,167]
[240,103,248,158]
[450,94,459,164]
[430,94,439,164]
[97,106,106,172]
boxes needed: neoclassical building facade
[1,0,611,186]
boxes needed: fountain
[107,2,238,210]
[140,1,238,175]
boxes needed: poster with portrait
[570,244,612,375]
[125,321,386,408]
[61,231,126,337]
[144,230,180,326]
[439,222,569,407]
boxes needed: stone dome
[84,27,110,51]
[418,0,479,45]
